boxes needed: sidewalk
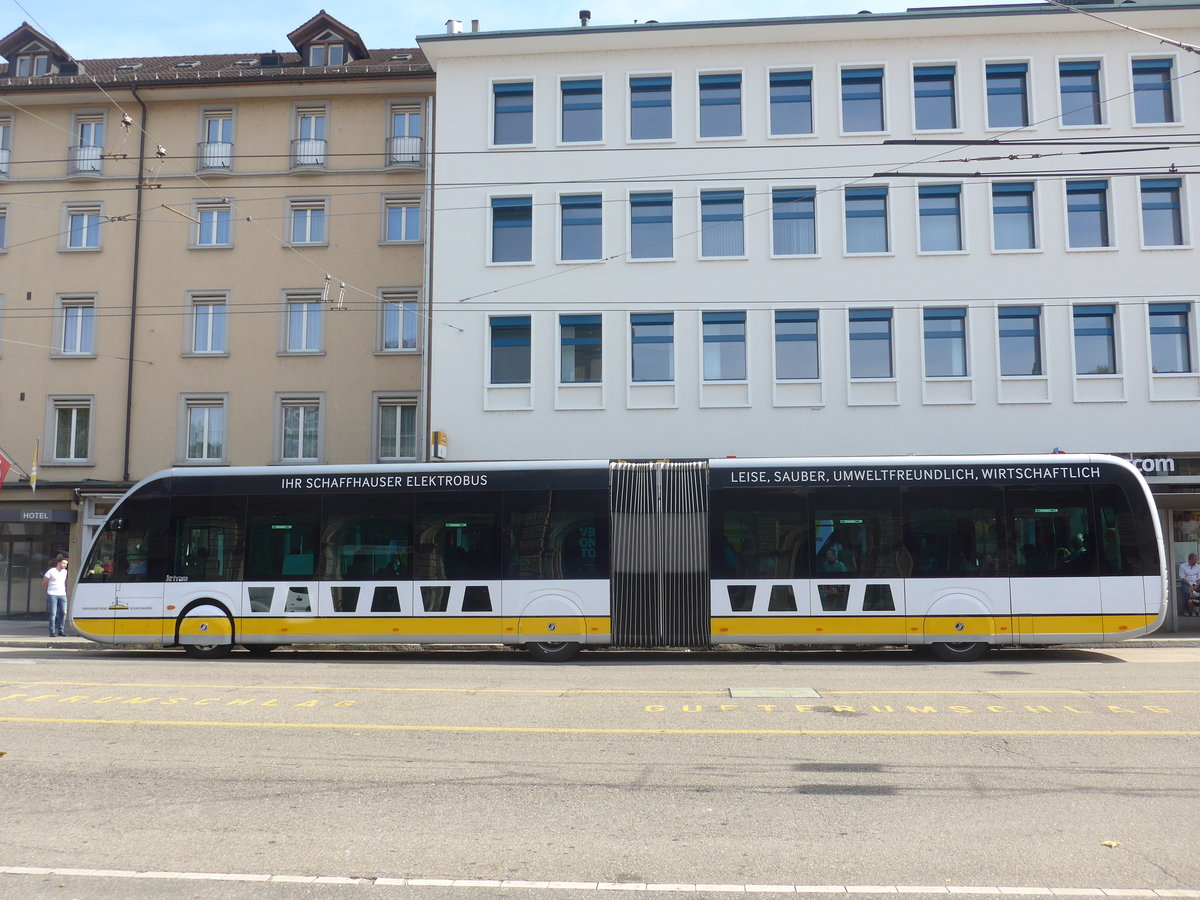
[2,615,1199,650]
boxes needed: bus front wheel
[525,641,581,662]
[927,641,989,662]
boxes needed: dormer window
[308,31,346,66]
[13,41,51,77]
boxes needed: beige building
[0,11,433,617]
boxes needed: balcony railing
[385,135,423,167]
[197,141,233,170]
[290,138,326,169]
[68,144,103,175]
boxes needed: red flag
[0,454,9,493]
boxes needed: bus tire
[243,644,280,656]
[182,642,234,659]
[525,641,581,662]
[928,641,989,662]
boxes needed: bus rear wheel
[927,641,989,662]
[525,641,581,662]
[182,642,234,659]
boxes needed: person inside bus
[818,547,846,573]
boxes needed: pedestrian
[1178,553,1200,616]
[42,556,69,637]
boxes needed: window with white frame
[923,307,968,377]
[630,312,673,382]
[182,396,227,462]
[0,116,11,176]
[380,289,418,351]
[845,186,889,254]
[841,67,885,133]
[188,292,228,354]
[376,397,417,461]
[64,203,101,249]
[629,75,671,141]
[629,191,673,259]
[849,308,893,378]
[998,306,1042,376]
[769,70,813,136]
[1066,180,1111,248]
[50,397,92,463]
[1140,177,1184,246]
[293,106,327,167]
[702,311,746,381]
[700,190,744,258]
[985,63,1029,128]
[0,204,7,250]
[388,104,423,165]
[194,200,231,247]
[278,396,322,462]
[491,197,532,263]
[14,43,51,77]
[699,72,742,138]
[561,78,602,143]
[1059,61,1102,126]
[288,199,327,244]
[307,31,347,66]
[918,184,963,252]
[493,81,534,145]
[560,314,602,383]
[1149,302,1192,374]
[560,194,602,261]
[772,188,816,256]
[70,113,104,173]
[1073,304,1117,374]
[1131,58,1176,124]
[56,294,95,356]
[992,182,1037,250]
[775,310,819,380]
[284,291,323,353]
[913,64,957,131]
[199,110,233,169]
[383,198,421,242]
[489,315,532,385]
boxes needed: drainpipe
[123,87,148,482]
[421,94,436,463]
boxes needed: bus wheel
[243,644,280,656]
[525,641,581,662]
[182,642,234,659]
[928,641,989,662]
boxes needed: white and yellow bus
[73,454,1166,661]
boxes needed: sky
[5,0,1036,58]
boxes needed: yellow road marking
[2,716,1200,736]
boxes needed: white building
[418,4,1200,627]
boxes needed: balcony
[197,141,233,171]
[68,144,103,175]
[385,135,423,167]
[290,138,326,169]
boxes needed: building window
[284,291,323,353]
[1066,180,1110,248]
[845,186,889,254]
[769,70,813,136]
[918,184,963,252]
[189,293,227,354]
[849,309,893,379]
[292,106,327,167]
[388,105,422,165]
[1141,178,1184,246]
[992,182,1036,250]
[0,116,11,176]
[986,63,1029,128]
[307,31,346,66]
[1059,61,1102,126]
[772,188,816,256]
[702,311,746,381]
[490,315,531,385]
[65,203,101,249]
[377,398,417,461]
[183,398,226,462]
[289,199,327,245]
[56,295,95,356]
[51,398,92,462]
[998,306,1042,376]
[700,190,744,257]
[279,397,321,462]
[380,290,418,351]
[383,199,421,242]
[841,67,885,133]
[14,47,50,77]
[775,310,819,380]
[0,205,7,250]
[561,194,602,261]
[630,191,673,260]
[1149,302,1192,374]
[560,314,602,383]
[491,197,532,263]
[630,313,673,382]
[195,201,231,247]
[70,114,104,173]
[923,308,968,377]
[561,78,602,143]
[1132,58,1175,124]
[493,81,534,145]
[199,110,233,169]
[1074,304,1117,375]
[630,75,671,141]
[913,65,957,131]
[699,73,742,138]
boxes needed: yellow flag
[30,438,38,494]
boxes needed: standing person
[1178,553,1200,616]
[42,556,69,637]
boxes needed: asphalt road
[1,644,1199,899]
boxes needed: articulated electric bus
[73,454,1166,661]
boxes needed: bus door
[110,505,169,644]
[241,501,320,644]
